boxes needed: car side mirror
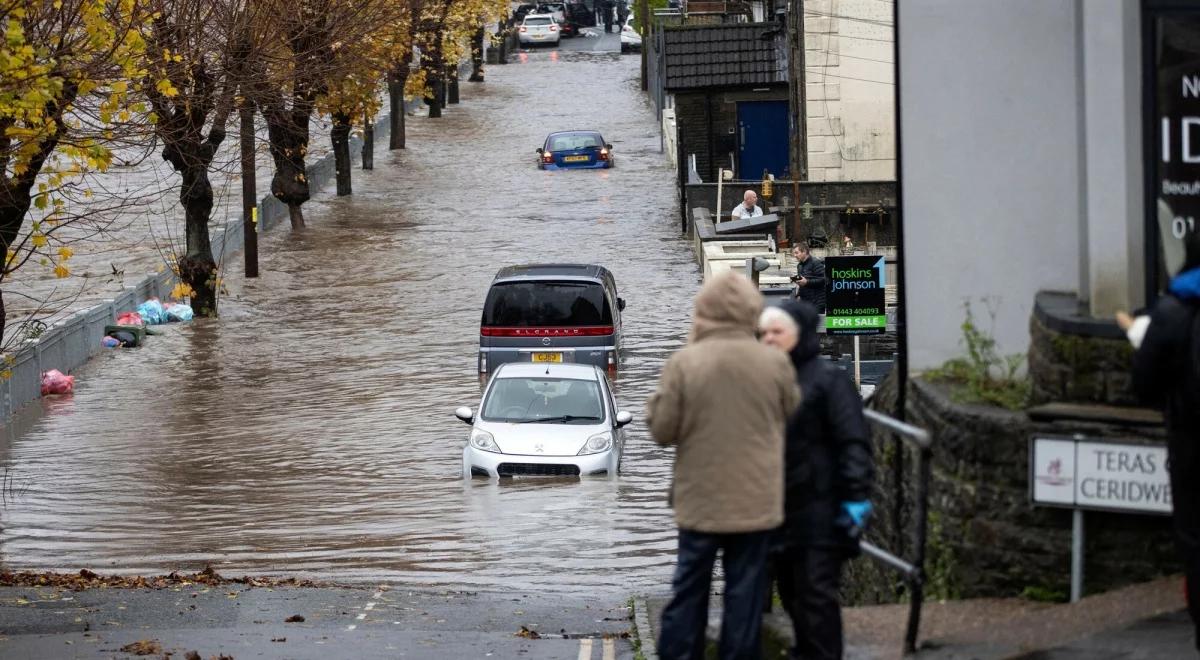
[617,297,626,311]
[615,411,633,427]
[536,147,544,154]
[606,143,614,150]
[454,407,475,424]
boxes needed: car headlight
[470,429,501,453]
[578,431,612,455]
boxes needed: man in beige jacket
[647,272,800,660]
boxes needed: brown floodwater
[0,46,702,596]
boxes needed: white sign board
[1031,437,1172,515]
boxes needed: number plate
[564,155,589,163]
[531,352,563,363]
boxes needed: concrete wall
[804,0,895,182]
[1081,0,1144,316]
[899,0,1085,371]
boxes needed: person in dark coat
[759,300,875,660]
[791,242,826,313]
[1125,229,1200,649]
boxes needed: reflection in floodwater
[0,50,701,595]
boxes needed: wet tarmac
[0,38,698,597]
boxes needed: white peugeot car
[456,363,632,478]
[518,14,561,46]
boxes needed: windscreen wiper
[518,415,601,424]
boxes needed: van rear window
[482,281,612,327]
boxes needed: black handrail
[860,407,932,655]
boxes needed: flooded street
[0,42,701,597]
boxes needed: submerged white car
[456,363,633,478]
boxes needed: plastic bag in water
[115,311,144,327]
[136,299,168,325]
[164,303,194,322]
[40,369,75,395]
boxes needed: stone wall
[1028,291,1137,406]
[849,374,1176,604]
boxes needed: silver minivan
[479,264,625,376]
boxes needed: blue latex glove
[840,501,873,528]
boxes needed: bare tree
[141,0,267,315]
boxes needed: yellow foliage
[170,282,196,300]
[53,263,69,278]
[0,0,149,285]
[57,246,73,260]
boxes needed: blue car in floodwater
[536,131,614,170]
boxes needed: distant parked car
[518,14,560,46]
[536,130,614,170]
[535,2,575,35]
[456,362,633,478]
[478,263,625,375]
[619,16,641,52]
[512,2,537,24]
[565,0,594,28]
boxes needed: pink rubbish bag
[40,369,75,396]
[116,311,144,326]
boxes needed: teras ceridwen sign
[824,256,886,335]
[1030,437,1172,515]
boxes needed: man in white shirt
[730,190,763,220]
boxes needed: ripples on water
[0,50,702,595]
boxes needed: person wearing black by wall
[791,242,826,313]
[759,301,875,660]
[1123,229,1200,650]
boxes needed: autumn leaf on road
[119,639,162,655]
[284,615,305,623]
[515,626,541,639]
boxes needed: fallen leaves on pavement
[515,626,541,639]
[284,615,305,623]
[119,639,162,655]
[0,566,320,592]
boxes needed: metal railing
[860,407,933,655]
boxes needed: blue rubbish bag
[136,299,168,325]
[165,303,194,322]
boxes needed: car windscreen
[482,377,604,423]
[482,281,612,327]
[547,133,603,152]
[525,15,552,24]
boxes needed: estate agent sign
[823,256,886,335]
[1030,437,1172,515]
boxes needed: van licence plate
[564,155,589,163]
[532,352,563,363]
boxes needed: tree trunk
[388,73,405,150]
[470,26,485,82]
[288,203,304,228]
[331,112,352,196]
[362,113,374,170]
[426,76,443,118]
[178,166,218,316]
[263,110,312,229]
[448,66,460,104]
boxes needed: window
[482,378,604,423]
[482,281,612,327]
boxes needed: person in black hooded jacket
[759,300,875,660]
[1123,229,1200,649]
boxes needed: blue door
[737,100,790,180]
